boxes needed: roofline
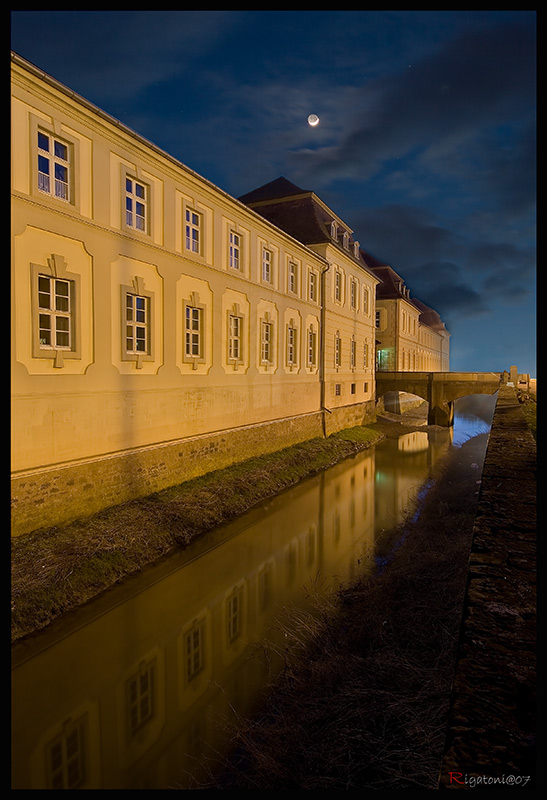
[11,51,332,268]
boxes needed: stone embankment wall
[439,385,536,788]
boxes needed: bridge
[376,371,501,426]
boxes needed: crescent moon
[307,114,320,126]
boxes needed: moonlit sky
[11,10,536,377]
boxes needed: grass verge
[11,425,384,643]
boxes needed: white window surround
[29,115,81,211]
[30,255,82,366]
[120,276,155,367]
[260,318,274,366]
[185,208,202,255]
[125,175,148,233]
[229,230,241,270]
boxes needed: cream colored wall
[11,57,373,505]
[375,297,449,372]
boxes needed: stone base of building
[11,401,376,538]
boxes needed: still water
[11,395,496,790]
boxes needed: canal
[11,394,497,790]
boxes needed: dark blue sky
[11,10,536,377]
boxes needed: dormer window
[342,232,349,249]
[330,221,338,239]
[353,241,360,258]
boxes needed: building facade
[364,256,450,373]
[11,54,380,536]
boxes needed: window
[375,310,381,328]
[229,231,241,270]
[185,620,205,682]
[335,333,341,368]
[125,177,147,232]
[307,328,317,368]
[334,271,342,303]
[260,320,273,364]
[350,338,357,369]
[185,305,202,358]
[363,341,369,368]
[37,274,73,350]
[350,279,357,310]
[288,261,298,294]
[262,247,272,283]
[308,270,318,302]
[185,209,202,254]
[286,324,298,367]
[37,130,70,201]
[363,287,369,315]
[126,660,156,736]
[228,314,242,361]
[46,715,87,790]
[125,293,149,354]
[226,587,243,643]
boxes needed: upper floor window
[262,247,272,283]
[229,231,241,270]
[125,177,148,232]
[308,270,318,302]
[37,130,70,202]
[350,279,358,310]
[185,209,202,254]
[363,287,369,315]
[288,261,298,294]
[334,271,343,303]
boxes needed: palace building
[11,52,448,537]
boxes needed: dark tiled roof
[239,177,333,245]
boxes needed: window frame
[30,116,81,211]
[31,257,82,365]
[261,246,273,284]
[260,318,274,366]
[124,175,149,234]
[229,230,241,271]
[185,207,203,255]
[120,279,155,367]
[228,312,243,363]
[286,321,298,368]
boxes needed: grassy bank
[11,424,385,644]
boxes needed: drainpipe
[320,261,332,437]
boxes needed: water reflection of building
[12,450,377,790]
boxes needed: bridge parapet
[376,372,501,426]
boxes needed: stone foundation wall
[11,411,325,538]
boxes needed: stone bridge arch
[376,372,501,426]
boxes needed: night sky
[11,10,536,378]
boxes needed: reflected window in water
[46,714,87,790]
[126,659,156,737]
